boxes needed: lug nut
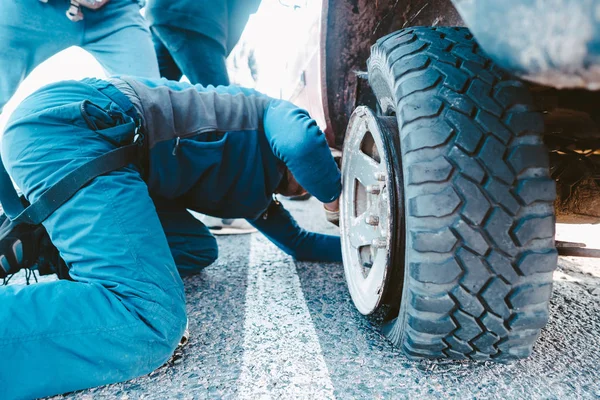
[366,215,379,226]
[367,185,381,195]
[376,172,386,182]
[372,237,387,248]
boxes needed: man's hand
[324,198,340,226]
[64,0,111,21]
[76,0,111,10]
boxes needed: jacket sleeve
[263,100,342,203]
[247,200,342,263]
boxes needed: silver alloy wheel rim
[340,106,396,315]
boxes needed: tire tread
[367,27,556,361]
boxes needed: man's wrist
[324,197,339,212]
[323,198,340,226]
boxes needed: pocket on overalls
[80,100,137,147]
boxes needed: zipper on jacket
[172,136,181,156]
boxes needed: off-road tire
[367,27,557,361]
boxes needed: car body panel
[453,0,600,90]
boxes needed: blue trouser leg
[226,0,261,54]
[82,0,160,78]
[150,25,230,86]
[0,0,158,113]
[0,0,76,112]
[150,26,185,82]
[154,197,219,276]
[0,81,186,399]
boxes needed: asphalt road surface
[10,198,598,399]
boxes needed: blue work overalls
[146,0,262,86]
[0,0,158,113]
[0,77,341,399]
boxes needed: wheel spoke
[362,248,388,295]
[353,152,382,188]
[348,212,381,249]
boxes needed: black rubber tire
[367,27,557,361]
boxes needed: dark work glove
[0,211,70,282]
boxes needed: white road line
[237,235,336,400]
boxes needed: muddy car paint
[453,0,600,90]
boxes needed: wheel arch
[321,0,464,148]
